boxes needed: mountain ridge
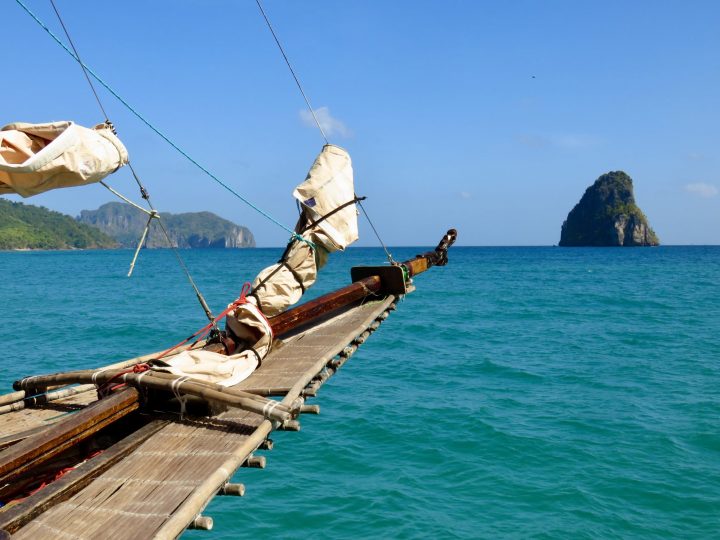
[77,202,255,249]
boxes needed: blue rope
[14,0,310,246]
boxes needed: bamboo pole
[14,371,292,422]
[0,391,25,407]
[2,343,200,407]
[0,385,96,417]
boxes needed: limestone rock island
[559,171,659,247]
[78,202,255,248]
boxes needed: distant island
[559,171,659,247]
[78,202,255,249]
[0,199,255,250]
[0,198,117,250]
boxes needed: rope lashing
[298,196,366,234]
[153,282,268,361]
[96,362,150,397]
[170,376,191,420]
[252,196,366,301]
[14,0,312,249]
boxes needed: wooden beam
[1,229,457,492]
[267,229,456,336]
[0,388,140,487]
[269,275,382,337]
[0,420,168,534]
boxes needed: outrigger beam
[2,229,457,494]
[269,228,457,336]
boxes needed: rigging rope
[254,1,395,264]
[14,0,309,248]
[255,0,329,145]
[44,0,215,322]
[358,200,395,264]
[20,0,394,275]
[48,0,110,122]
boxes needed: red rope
[6,450,104,505]
[97,363,151,397]
[155,283,256,360]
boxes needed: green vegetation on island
[0,198,117,250]
[559,171,659,247]
[0,199,255,250]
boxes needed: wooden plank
[0,390,97,443]
[0,389,140,488]
[0,420,169,534]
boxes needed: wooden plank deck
[0,391,97,445]
[9,295,396,539]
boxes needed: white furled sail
[155,302,273,388]
[251,144,358,316]
[293,144,358,251]
[159,145,360,386]
[0,121,128,197]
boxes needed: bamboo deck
[2,295,396,538]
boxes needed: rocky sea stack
[559,171,659,247]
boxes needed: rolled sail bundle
[0,121,128,197]
[251,144,358,316]
[152,300,273,388]
[155,145,359,386]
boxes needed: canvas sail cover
[293,144,358,251]
[154,302,273,388]
[0,121,128,197]
[250,234,328,317]
[253,144,357,316]
[155,145,360,386]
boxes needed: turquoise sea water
[1,246,719,538]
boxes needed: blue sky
[2,0,718,245]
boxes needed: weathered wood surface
[0,420,169,534]
[9,296,396,539]
[0,390,97,442]
[0,389,140,488]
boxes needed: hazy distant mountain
[0,198,117,250]
[78,202,255,249]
